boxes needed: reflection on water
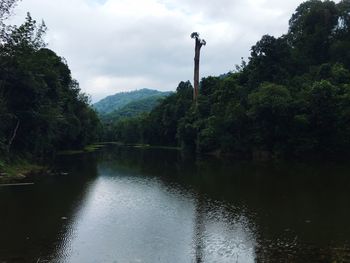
[55,158,256,263]
[1,146,350,262]
[192,197,256,263]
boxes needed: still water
[1,146,350,262]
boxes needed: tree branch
[7,117,19,153]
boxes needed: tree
[191,32,206,102]
[0,11,101,158]
[0,0,18,21]
[248,35,292,85]
[248,83,292,154]
[288,0,338,66]
[0,0,19,43]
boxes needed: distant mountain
[93,89,171,114]
[101,95,168,122]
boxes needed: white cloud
[8,0,324,102]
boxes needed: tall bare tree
[191,32,206,102]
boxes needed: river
[1,145,350,262]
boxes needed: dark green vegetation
[0,1,101,173]
[93,88,171,115]
[105,0,350,159]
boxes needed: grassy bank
[57,143,106,155]
[102,142,181,151]
[0,158,46,184]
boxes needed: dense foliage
[107,0,350,159]
[0,10,101,159]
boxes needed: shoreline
[0,143,105,184]
[0,160,50,185]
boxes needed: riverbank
[0,143,108,184]
[57,143,106,155]
[93,142,181,151]
[0,159,48,184]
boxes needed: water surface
[1,146,350,262]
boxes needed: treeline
[0,6,101,159]
[105,0,350,158]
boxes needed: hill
[93,89,171,114]
[101,95,169,122]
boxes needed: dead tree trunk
[191,32,206,102]
[194,38,201,101]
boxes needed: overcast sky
[9,0,313,102]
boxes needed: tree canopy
[0,11,101,158]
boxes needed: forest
[103,0,350,159]
[0,2,101,165]
[2,0,350,163]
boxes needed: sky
[9,0,310,103]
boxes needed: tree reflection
[193,194,205,263]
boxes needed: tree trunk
[193,39,201,102]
